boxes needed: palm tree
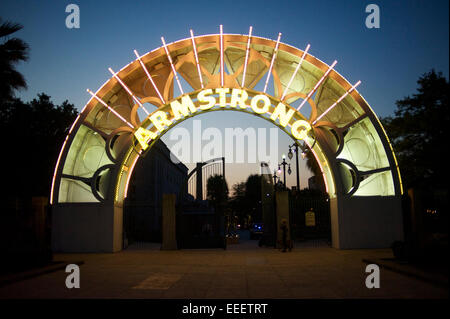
[0,18,29,101]
[304,147,326,191]
[305,149,320,176]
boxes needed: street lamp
[299,137,317,160]
[273,169,282,190]
[288,143,300,190]
[288,147,294,160]
[278,154,289,188]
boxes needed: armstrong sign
[134,88,312,150]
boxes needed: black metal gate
[123,201,162,247]
[176,211,225,249]
[289,190,331,242]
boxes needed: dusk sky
[1,0,448,189]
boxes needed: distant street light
[288,143,300,190]
[278,154,288,188]
[272,169,279,189]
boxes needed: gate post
[161,193,177,250]
[275,191,290,249]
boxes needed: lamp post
[278,154,290,188]
[272,169,278,190]
[288,143,300,191]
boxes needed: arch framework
[51,28,403,252]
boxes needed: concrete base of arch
[330,196,404,249]
[51,203,123,253]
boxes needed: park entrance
[50,27,403,252]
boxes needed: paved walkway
[0,239,447,299]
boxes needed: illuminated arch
[51,27,403,251]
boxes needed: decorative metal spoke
[134,49,166,104]
[87,89,134,128]
[241,26,253,88]
[297,60,337,111]
[313,80,361,124]
[281,43,310,100]
[161,36,184,95]
[190,29,204,88]
[263,32,282,93]
[108,67,150,115]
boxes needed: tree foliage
[381,70,449,188]
[0,94,78,198]
[229,174,264,222]
[244,174,262,207]
[229,182,246,218]
[0,18,78,198]
[206,174,229,212]
[0,18,29,101]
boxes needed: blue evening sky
[1,0,448,188]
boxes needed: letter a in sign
[134,127,156,150]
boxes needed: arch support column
[51,203,123,252]
[330,196,403,249]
